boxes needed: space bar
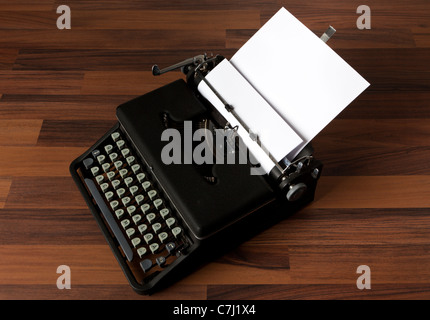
[84,178,134,261]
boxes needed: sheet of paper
[230,7,370,158]
[198,59,303,173]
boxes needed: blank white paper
[198,59,303,173]
[230,7,370,158]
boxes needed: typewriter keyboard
[81,129,190,280]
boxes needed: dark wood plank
[0,0,54,11]
[0,284,207,300]
[12,49,197,71]
[0,48,19,69]
[0,10,259,30]
[314,119,430,175]
[248,208,430,246]
[52,0,280,10]
[72,10,260,30]
[0,119,42,146]
[0,11,55,29]
[217,244,290,270]
[0,29,225,50]
[312,176,430,209]
[0,71,83,95]
[287,244,430,284]
[37,120,116,147]
[0,95,131,120]
[12,49,238,71]
[413,27,430,48]
[0,209,104,245]
[81,71,182,95]
[0,147,86,177]
[207,284,430,300]
[5,177,87,209]
[0,178,12,209]
[338,91,430,119]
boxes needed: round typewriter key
[131,237,141,248]
[115,208,124,219]
[137,247,147,258]
[124,177,133,187]
[132,214,142,225]
[136,172,146,182]
[140,203,150,214]
[83,158,94,170]
[172,227,182,238]
[129,185,139,196]
[138,224,148,234]
[126,228,135,238]
[100,182,109,192]
[97,154,106,165]
[158,232,168,243]
[131,164,141,174]
[160,208,170,219]
[152,222,162,234]
[156,256,166,267]
[102,163,110,172]
[114,160,123,170]
[116,140,125,150]
[143,233,153,244]
[165,242,176,254]
[92,149,101,159]
[126,156,135,166]
[104,144,113,154]
[116,187,126,198]
[135,194,145,205]
[149,243,159,254]
[140,259,152,273]
[119,168,128,178]
[142,181,151,191]
[110,200,119,211]
[104,191,114,201]
[146,213,156,224]
[153,198,163,209]
[166,217,176,229]
[111,179,121,189]
[122,196,131,207]
[109,152,118,162]
[126,205,136,216]
[95,175,104,185]
[90,166,100,176]
[106,171,115,181]
[148,190,157,200]
[121,219,130,229]
[121,148,130,158]
[111,132,120,142]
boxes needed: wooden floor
[1,0,430,300]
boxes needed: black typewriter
[70,54,323,294]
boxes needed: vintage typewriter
[70,55,322,294]
[70,25,342,294]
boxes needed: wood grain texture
[0,119,43,146]
[0,178,12,209]
[0,0,429,300]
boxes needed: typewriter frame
[70,54,323,295]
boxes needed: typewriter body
[70,54,323,294]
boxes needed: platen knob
[286,183,307,202]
